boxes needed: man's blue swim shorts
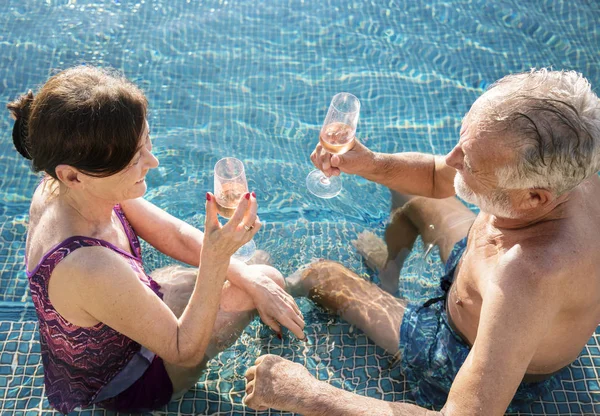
[398,237,569,412]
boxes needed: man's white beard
[454,173,518,219]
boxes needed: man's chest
[452,226,507,306]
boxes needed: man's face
[446,115,519,218]
[454,172,518,218]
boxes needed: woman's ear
[54,165,84,189]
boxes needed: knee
[286,260,349,298]
[255,265,285,289]
[400,196,428,218]
[305,259,347,281]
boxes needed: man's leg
[354,192,475,293]
[151,262,283,396]
[390,193,475,262]
[287,260,406,355]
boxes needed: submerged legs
[151,258,282,397]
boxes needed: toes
[352,231,388,271]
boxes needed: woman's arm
[121,197,305,339]
[121,198,257,288]
[122,198,252,279]
[121,197,205,266]
[64,246,229,366]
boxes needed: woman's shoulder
[44,243,141,329]
[27,181,65,269]
[53,243,133,279]
[29,177,59,223]
[27,179,112,274]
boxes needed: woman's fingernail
[251,191,256,198]
[206,193,211,201]
[276,332,282,340]
[244,192,250,200]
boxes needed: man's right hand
[310,138,376,178]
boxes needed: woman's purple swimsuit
[27,204,173,414]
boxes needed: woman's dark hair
[7,66,148,178]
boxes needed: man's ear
[54,165,83,189]
[518,188,554,210]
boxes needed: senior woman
[7,66,305,414]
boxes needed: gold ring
[243,223,254,232]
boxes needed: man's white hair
[472,68,600,195]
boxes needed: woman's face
[83,121,159,203]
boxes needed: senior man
[244,69,600,415]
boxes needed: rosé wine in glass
[319,121,356,155]
[216,182,247,219]
[213,157,256,261]
[306,93,360,198]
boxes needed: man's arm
[311,139,457,198]
[244,354,440,416]
[294,381,439,416]
[365,152,456,199]
[442,251,559,415]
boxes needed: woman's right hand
[202,191,261,261]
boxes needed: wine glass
[306,92,361,198]
[213,157,256,262]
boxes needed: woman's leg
[151,263,283,396]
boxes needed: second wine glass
[214,157,256,262]
[306,92,361,198]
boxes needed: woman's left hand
[243,265,306,340]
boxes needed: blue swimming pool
[1,1,599,415]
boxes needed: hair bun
[12,116,32,160]
[7,90,34,160]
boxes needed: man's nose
[445,145,463,170]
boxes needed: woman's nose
[147,152,159,168]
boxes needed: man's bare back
[450,175,600,375]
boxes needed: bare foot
[352,231,387,271]
[351,231,406,295]
[285,261,320,298]
[379,251,410,295]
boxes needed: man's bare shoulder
[495,234,574,287]
[494,227,597,310]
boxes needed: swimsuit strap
[113,204,142,259]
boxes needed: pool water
[0,1,599,415]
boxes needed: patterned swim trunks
[398,237,568,412]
